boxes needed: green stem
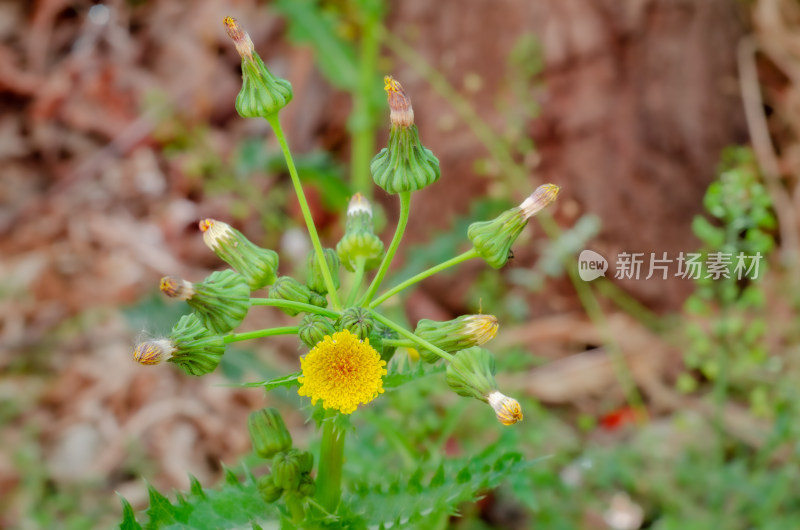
[361,191,411,306]
[370,311,454,362]
[223,326,299,344]
[250,298,340,319]
[345,257,367,308]
[285,495,305,523]
[350,4,382,197]
[368,248,479,309]
[315,411,345,513]
[266,114,342,310]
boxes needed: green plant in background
[120,18,560,528]
[680,147,777,417]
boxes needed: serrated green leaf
[124,472,280,529]
[189,475,205,498]
[118,494,143,530]
[383,363,445,390]
[222,464,240,486]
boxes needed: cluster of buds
[249,408,315,503]
[268,276,327,315]
[370,77,440,194]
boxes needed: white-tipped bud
[487,391,523,426]
[462,315,499,346]
[347,193,373,217]
[199,218,234,251]
[160,276,194,301]
[520,184,560,220]
[133,339,175,366]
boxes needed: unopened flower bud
[467,184,560,268]
[133,339,175,366]
[199,219,279,290]
[296,451,314,474]
[337,307,374,340]
[305,248,340,294]
[308,291,328,309]
[370,77,440,194]
[223,17,293,118]
[368,320,399,362]
[298,314,336,347]
[385,76,414,128]
[257,475,283,503]
[336,194,384,272]
[487,391,523,426]
[248,408,293,459]
[159,277,194,300]
[415,314,499,363]
[168,314,225,376]
[298,474,316,498]
[161,270,250,334]
[268,276,314,316]
[446,347,523,425]
[272,451,301,492]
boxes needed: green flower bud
[296,451,314,474]
[370,77,440,194]
[248,408,293,459]
[199,219,279,290]
[305,248,340,294]
[131,315,224,375]
[368,320,399,362]
[160,271,250,334]
[467,184,560,268]
[446,347,497,402]
[308,291,329,309]
[268,276,314,316]
[298,475,316,498]
[272,451,301,492]
[446,347,523,425]
[257,474,283,503]
[223,17,292,118]
[336,194,384,272]
[337,307,374,340]
[298,314,336,347]
[415,314,499,363]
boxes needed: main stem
[266,114,342,310]
[361,191,411,306]
[223,326,298,344]
[368,248,479,309]
[370,311,454,362]
[315,412,345,513]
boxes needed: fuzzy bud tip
[463,315,499,345]
[487,391,523,425]
[199,218,232,250]
[384,75,414,127]
[133,339,175,366]
[520,184,560,220]
[223,17,254,61]
[160,276,195,300]
[347,193,373,217]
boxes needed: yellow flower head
[298,330,387,414]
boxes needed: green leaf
[121,471,280,529]
[383,363,445,390]
[222,372,302,390]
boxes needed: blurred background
[3,0,800,528]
